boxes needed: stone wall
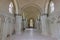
[0,0,15,40]
[48,0,60,40]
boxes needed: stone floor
[10,28,57,40]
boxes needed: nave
[10,28,57,40]
[0,0,60,40]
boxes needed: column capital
[15,14,21,16]
[41,14,48,16]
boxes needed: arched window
[50,1,54,13]
[30,19,34,27]
[9,2,14,14]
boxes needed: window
[9,2,14,14]
[30,19,33,27]
[50,1,54,13]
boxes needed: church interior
[0,0,60,40]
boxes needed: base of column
[41,32,49,36]
[16,31,22,34]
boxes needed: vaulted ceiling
[23,6,40,20]
[17,0,49,20]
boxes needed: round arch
[45,0,54,16]
[12,0,18,14]
[44,0,50,14]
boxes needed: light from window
[30,19,33,27]
[50,1,54,13]
[9,2,13,14]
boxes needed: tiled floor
[10,28,57,40]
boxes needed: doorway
[28,18,34,28]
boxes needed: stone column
[16,15,22,34]
[2,17,9,40]
[41,14,48,35]
[36,19,40,31]
[0,16,5,40]
[9,17,14,36]
[24,19,27,29]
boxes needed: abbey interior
[0,0,60,40]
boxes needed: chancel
[0,0,60,40]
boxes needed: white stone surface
[16,16,22,34]
[48,15,60,39]
[1,15,15,40]
[2,17,9,40]
[10,29,57,40]
[41,15,48,35]
[35,19,41,31]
